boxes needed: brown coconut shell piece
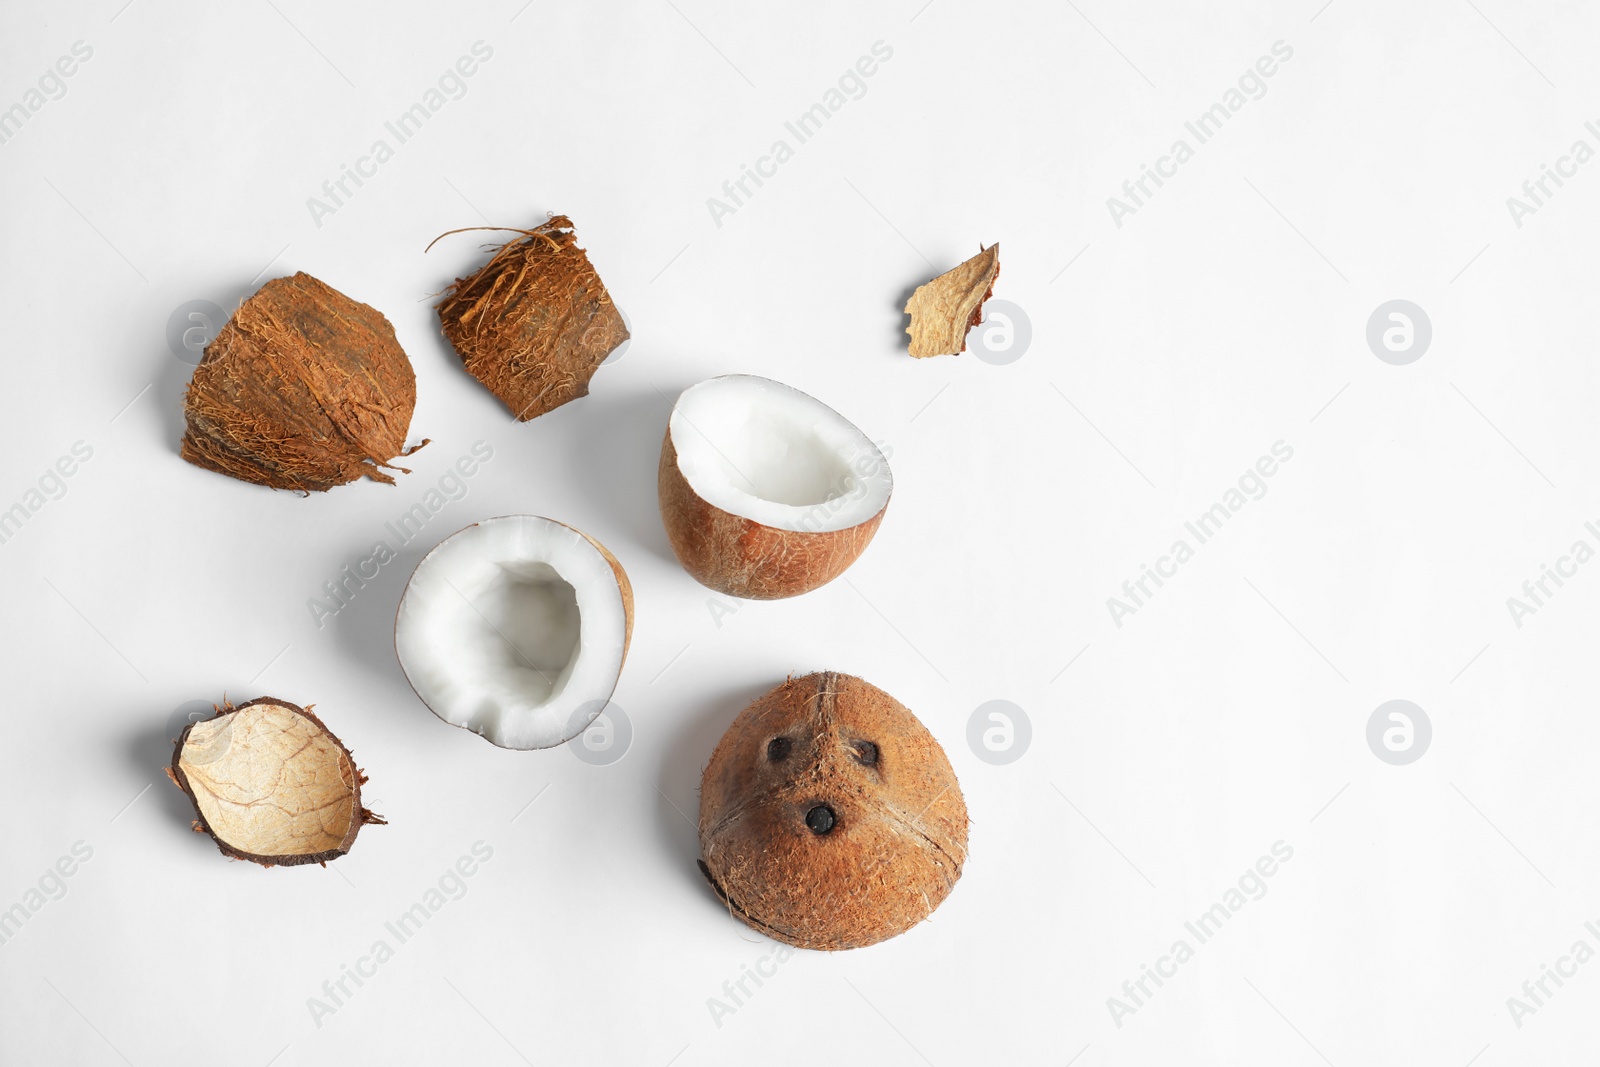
[431,215,629,421]
[698,672,968,950]
[658,432,887,600]
[166,697,383,867]
[569,523,636,657]
[903,243,1000,357]
[181,272,425,491]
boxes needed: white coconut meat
[395,516,630,750]
[670,375,892,531]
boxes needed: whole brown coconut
[432,216,628,421]
[698,672,968,950]
[181,272,424,491]
[167,697,383,867]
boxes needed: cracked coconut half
[395,516,634,750]
[659,375,892,599]
[903,243,1000,357]
[698,672,968,950]
[167,697,383,867]
[181,272,425,490]
[431,216,629,421]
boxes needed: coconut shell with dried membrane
[167,697,383,867]
[181,272,425,491]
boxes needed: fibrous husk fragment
[432,215,628,421]
[166,696,383,867]
[181,273,425,491]
[902,243,1000,357]
[698,672,968,950]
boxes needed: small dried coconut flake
[181,272,425,491]
[902,243,1001,357]
[167,697,383,867]
[432,215,629,421]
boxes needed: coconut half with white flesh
[395,516,633,750]
[658,375,892,599]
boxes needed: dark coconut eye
[852,740,880,767]
[767,737,791,761]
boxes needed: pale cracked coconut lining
[167,697,383,867]
[395,515,634,750]
[698,672,968,950]
[659,375,893,600]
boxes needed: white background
[2,1,1598,1064]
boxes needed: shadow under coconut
[156,279,266,458]
[890,279,919,353]
[559,384,681,569]
[651,679,772,903]
[120,697,233,851]
[323,534,438,692]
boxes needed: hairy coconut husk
[658,432,886,599]
[431,215,628,421]
[903,243,1000,357]
[166,697,383,867]
[698,672,968,950]
[181,273,424,491]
